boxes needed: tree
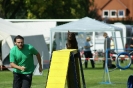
[0,0,95,19]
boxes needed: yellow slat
[51,57,69,62]
[47,76,66,83]
[50,63,68,70]
[48,69,67,76]
[46,84,64,88]
[46,49,77,88]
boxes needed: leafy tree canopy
[0,0,95,19]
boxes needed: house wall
[104,1,126,10]
[120,0,133,18]
[94,0,109,8]
[93,0,133,20]
[129,0,133,18]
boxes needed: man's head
[103,32,108,38]
[86,37,91,41]
[14,35,24,49]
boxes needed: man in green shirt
[10,35,42,88]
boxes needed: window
[103,10,109,18]
[118,10,125,18]
[110,10,117,18]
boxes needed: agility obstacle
[101,49,133,84]
[45,49,86,88]
[116,52,132,70]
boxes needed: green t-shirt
[10,44,38,74]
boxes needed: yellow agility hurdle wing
[45,49,78,88]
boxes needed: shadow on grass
[83,67,104,70]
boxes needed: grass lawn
[0,60,133,88]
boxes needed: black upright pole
[77,50,86,88]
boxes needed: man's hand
[20,66,25,71]
[130,45,133,47]
[39,65,43,73]
[36,53,43,73]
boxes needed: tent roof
[51,17,122,32]
[13,21,56,38]
[0,18,30,36]
[0,18,40,41]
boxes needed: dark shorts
[13,72,33,88]
[84,51,92,58]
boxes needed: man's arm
[10,52,25,71]
[36,53,43,72]
[10,63,25,71]
[84,45,93,49]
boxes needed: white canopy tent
[50,17,124,55]
[0,18,49,74]
[11,21,56,44]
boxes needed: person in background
[130,36,133,64]
[125,42,128,52]
[52,34,57,52]
[103,32,112,68]
[0,59,2,71]
[84,37,94,68]
[110,36,115,54]
[10,35,42,88]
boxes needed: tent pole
[92,31,95,51]
[112,31,118,53]
[49,31,53,59]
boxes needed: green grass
[0,61,133,88]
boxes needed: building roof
[101,0,127,10]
